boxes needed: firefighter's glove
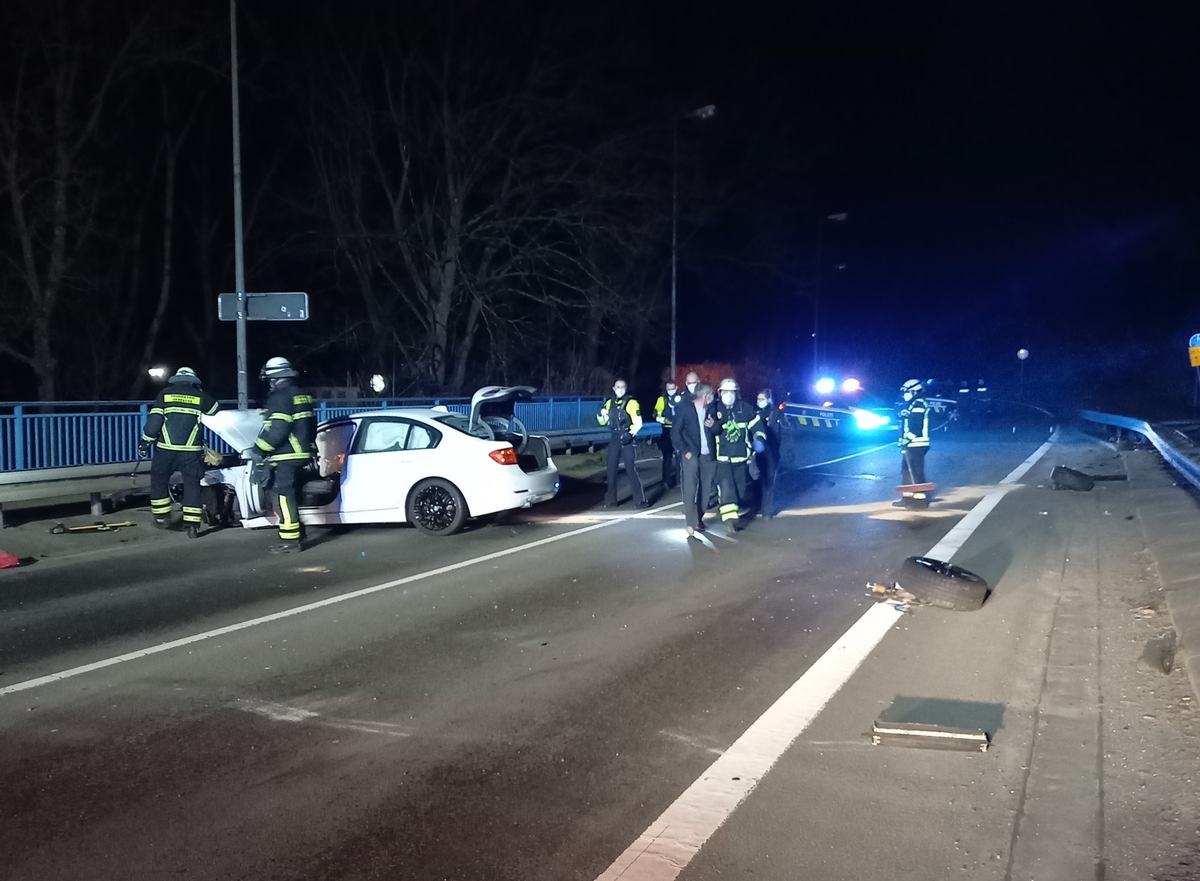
[137,440,152,459]
[752,438,766,454]
[899,437,910,449]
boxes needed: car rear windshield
[432,412,493,440]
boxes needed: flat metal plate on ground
[871,720,989,752]
[870,695,1002,752]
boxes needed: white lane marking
[923,438,1054,561]
[596,603,903,881]
[0,507,674,697]
[594,437,1055,881]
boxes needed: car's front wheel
[406,478,469,535]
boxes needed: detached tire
[894,556,989,611]
[407,478,469,535]
[1051,465,1094,491]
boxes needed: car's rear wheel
[407,478,469,535]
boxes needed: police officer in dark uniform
[249,356,316,553]
[753,389,783,518]
[597,378,649,508]
[139,367,220,538]
[711,377,766,534]
[653,379,684,489]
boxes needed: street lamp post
[812,212,848,380]
[670,104,715,382]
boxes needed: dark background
[1,0,1196,415]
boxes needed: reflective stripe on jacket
[255,382,316,462]
[712,400,765,463]
[141,388,220,452]
[900,397,930,448]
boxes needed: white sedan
[198,386,559,536]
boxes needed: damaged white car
[198,386,559,536]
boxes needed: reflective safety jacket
[712,399,765,463]
[654,390,684,427]
[899,397,930,449]
[255,381,316,462]
[597,395,643,443]
[141,385,220,452]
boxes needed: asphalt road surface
[6,421,1196,880]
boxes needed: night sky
[1,1,1196,410]
[653,1,1198,407]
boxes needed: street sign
[218,291,309,321]
[1190,333,1200,368]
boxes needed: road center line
[594,436,1055,881]
[0,507,673,697]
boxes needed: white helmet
[718,377,739,393]
[168,366,200,385]
[260,356,298,380]
[900,378,923,400]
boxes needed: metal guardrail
[1080,410,1200,491]
[0,396,606,473]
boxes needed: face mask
[666,387,676,396]
[614,386,626,397]
[686,381,697,393]
[757,399,769,409]
[720,392,735,407]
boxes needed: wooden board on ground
[896,482,936,494]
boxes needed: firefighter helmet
[718,378,739,393]
[168,366,200,385]
[260,356,298,380]
[900,378,923,400]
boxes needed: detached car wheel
[894,556,989,612]
[407,478,468,535]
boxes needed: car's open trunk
[516,435,551,473]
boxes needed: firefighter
[897,378,931,505]
[710,377,765,534]
[138,367,220,538]
[754,389,783,518]
[248,356,316,553]
[597,378,649,508]
[653,378,684,489]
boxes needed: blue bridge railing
[0,397,605,473]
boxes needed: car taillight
[489,446,518,465]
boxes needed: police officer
[897,378,931,506]
[139,367,220,538]
[249,356,316,553]
[597,378,649,508]
[653,379,684,489]
[754,389,783,518]
[710,377,765,534]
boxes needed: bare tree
[0,1,152,400]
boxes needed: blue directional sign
[1191,333,1200,348]
[218,291,309,321]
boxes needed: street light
[671,103,716,381]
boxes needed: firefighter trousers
[715,459,752,523]
[270,460,304,543]
[150,449,204,526]
[901,446,928,486]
